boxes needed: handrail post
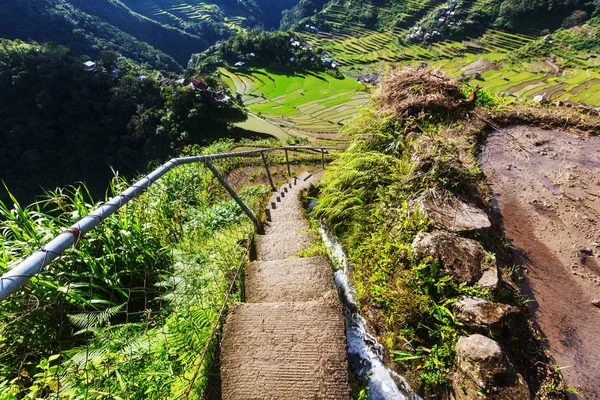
[0,146,348,301]
[260,151,276,192]
[205,160,264,235]
[284,149,291,177]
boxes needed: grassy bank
[311,68,584,398]
[0,141,273,399]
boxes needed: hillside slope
[121,0,300,35]
[68,0,210,64]
[0,0,208,70]
[0,39,245,204]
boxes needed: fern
[68,304,125,334]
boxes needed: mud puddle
[481,126,600,398]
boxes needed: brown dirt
[481,126,600,398]
[374,68,468,119]
[569,79,600,97]
[461,58,498,76]
[506,74,552,94]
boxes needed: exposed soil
[506,74,552,94]
[461,58,498,76]
[481,126,600,398]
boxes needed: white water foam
[319,226,422,400]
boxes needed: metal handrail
[0,146,342,302]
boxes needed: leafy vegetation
[0,141,274,399]
[0,0,201,70]
[508,17,600,61]
[191,30,326,72]
[123,0,300,31]
[0,39,244,205]
[312,68,569,396]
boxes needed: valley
[2,0,600,399]
[209,0,600,145]
[220,67,367,144]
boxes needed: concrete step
[245,256,335,302]
[267,201,307,223]
[265,220,310,235]
[256,231,315,261]
[221,301,350,400]
[296,171,312,181]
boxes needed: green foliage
[461,85,496,108]
[0,39,244,205]
[280,0,332,30]
[311,81,495,390]
[192,30,324,72]
[194,186,270,236]
[313,151,400,234]
[0,140,273,398]
[0,0,189,70]
[507,18,600,63]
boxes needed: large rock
[454,334,529,399]
[412,231,486,284]
[454,296,519,337]
[411,189,491,232]
[456,334,506,387]
[477,266,500,292]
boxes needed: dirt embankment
[482,126,600,398]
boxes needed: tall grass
[0,141,271,399]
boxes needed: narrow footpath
[220,171,350,399]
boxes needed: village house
[191,78,209,90]
[83,61,96,71]
[359,73,381,86]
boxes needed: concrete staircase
[220,171,350,399]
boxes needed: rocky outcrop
[453,297,518,337]
[454,334,529,399]
[411,189,491,232]
[412,231,487,284]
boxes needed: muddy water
[481,126,600,398]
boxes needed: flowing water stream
[318,225,422,400]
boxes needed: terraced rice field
[220,68,369,144]
[299,0,600,107]
[428,56,600,105]
[304,24,538,67]
[122,0,245,29]
[301,0,540,67]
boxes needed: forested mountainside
[0,0,207,70]
[282,0,600,36]
[122,0,301,32]
[0,40,244,205]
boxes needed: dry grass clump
[374,68,468,118]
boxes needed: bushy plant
[0,140,274,398]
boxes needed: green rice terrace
[220,67,368,144]
[429,55,600,104]
[214,2,599,146]
[123,0,248,30]
[298,0,600,102]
